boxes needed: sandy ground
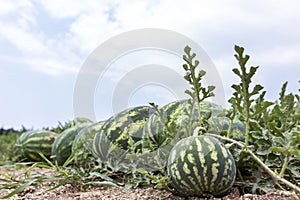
[0,166,298,200]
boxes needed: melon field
[0,46,299,200]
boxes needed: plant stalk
[244,116,250,151]
[279,155,290,177]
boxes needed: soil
[0,166,299,200]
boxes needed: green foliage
[225,45,300,194]
[45,117,93,134]
[250,82,300,184]
[137,168,169,189]
[0,129,26,163]
[183,46,215,102]
[229,45,273,149]
[183,46,215,132]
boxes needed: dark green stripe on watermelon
[14,130,58,162]
[51,122,91,165]
[167,135,236,197]
[98,106,154,150]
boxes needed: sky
[1,0,299,129]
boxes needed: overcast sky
[1,0,299,129]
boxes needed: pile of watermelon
[14,99,243,197]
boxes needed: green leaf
[234,45,244,56]
[232,68,241,77]
[250,101,273,117]
[184,46,191,55]
[231,84,241,92]
[184,89,194,98]
[287,149,300,158]
[183,64,189,71]
[1,179,36,199]
[269,146,287,154]
[251,84,264,96]
[199,70,206,77]
[194,60,199,67]
[248,66,259,79]
[279,81,288,101]
[208,85,216,92]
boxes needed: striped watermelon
[142,99,226,151]
[72,121,105,154]
[14,130,58,161]
[92,106,154,169]
[71,121,105,164]
[51,122,91,165]
[142,99,189,152]
[70,117,93,125]
[167,135,236,197]
[143,99,245,150]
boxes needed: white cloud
[0,21,45,53]
[0,1,84,76]
[25,57,79,76]
[0,0,32,16]
[255,45,300,66]
[1,0,300,80]
[0,19,81,76]
[38,0,85,19]
[66,12,121,54]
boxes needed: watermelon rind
[167,135,236,197]
[14,130,58,162]
[92,106,154,171]
[51,122,91,165]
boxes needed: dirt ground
[2,185,299,200]
[0,167,299,200]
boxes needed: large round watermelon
[92,106,154,170]
[167,135,236,197]
[14,130,58,161]
[142,99,226,151]
[143,99,244,151]
[51,122,91,165]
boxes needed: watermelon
[14,130,58,161]
[51,122,91,165]
[143,99,245,150]
[71,121,105,165]
[167,135,236,197]
[141,99,189,153]
[70,117,93,125]
[92,106,154,169]
[142,99,226,151]
[72,121,105,154]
